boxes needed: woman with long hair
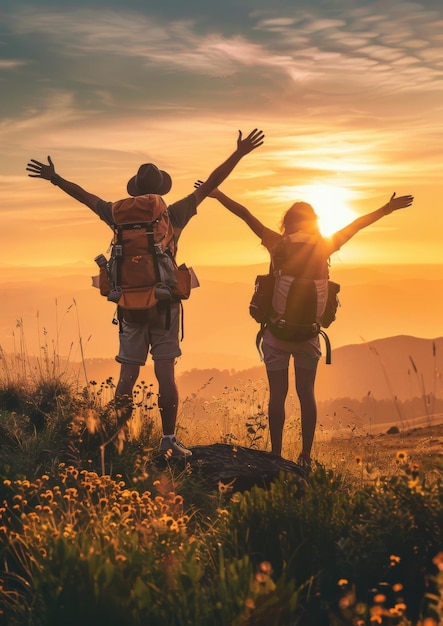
[200,185,413,468]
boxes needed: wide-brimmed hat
[126,163,172,196]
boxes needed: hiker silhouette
[27,128,264,456]
[196,183,413,468]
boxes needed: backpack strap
[319,329,332,365]
[113,225,124,288]
[146,226,161,280]
[179,301,184,342]
[256,325,332,364]
[255,323,267,361]
[146,227,172,331]
[116,305,124,334]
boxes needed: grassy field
[0,352,442,625]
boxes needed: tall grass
[1,322,443,624]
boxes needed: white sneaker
[159,436,192,458]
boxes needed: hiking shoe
[159,436,192,458]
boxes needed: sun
[269,183,359,237]
[301,184,358,237]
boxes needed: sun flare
[268,183,359,237]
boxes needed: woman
[201,185,413,467]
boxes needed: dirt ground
[316,422,443,470]
[371,423,443,458]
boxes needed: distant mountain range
[2,262,443,375]
[76,334,443,406]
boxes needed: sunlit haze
[1,0,443,363]
[270,183,358,237]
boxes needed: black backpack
[249,234,340,364]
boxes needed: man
[26,128,264,457]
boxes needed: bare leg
[116,362,140,397]
[115,362,140,425]
[154,358,178,436]
[266,368,289,456]
[295,366,317,457]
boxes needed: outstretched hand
[236,128,265,156]
[26,156,55,180]
[386,192,414,213]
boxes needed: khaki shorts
[116,303,181,366]
[262,328,320,372]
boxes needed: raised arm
[195,184,265,239]
[26,156,103,212]
[192,129,264,206]
[332,192,414,250]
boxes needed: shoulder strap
[114,225,124,288]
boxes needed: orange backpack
[97,194,191,311]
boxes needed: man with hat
[126,162,172,197]
[26,128,264,457]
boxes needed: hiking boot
[159,436,192,458]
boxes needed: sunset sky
[1,0,443,364]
